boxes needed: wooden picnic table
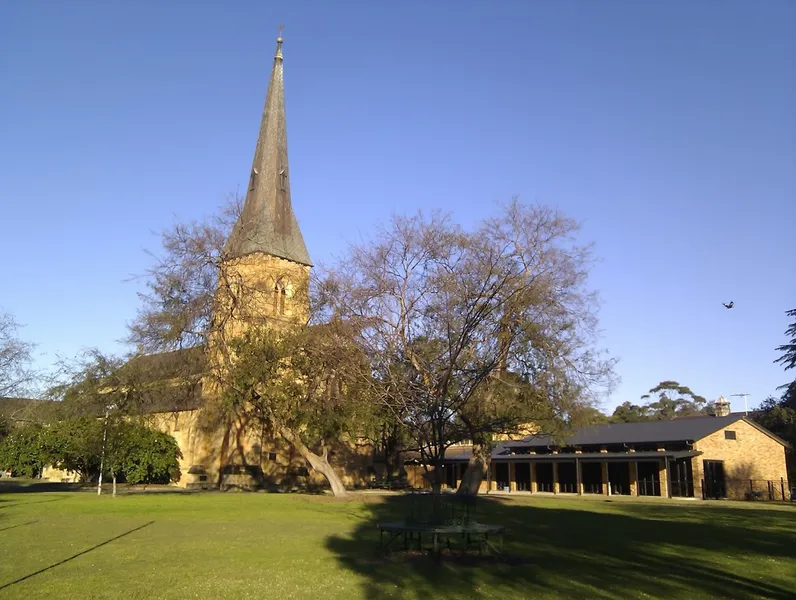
[378,520,505,555]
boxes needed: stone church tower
[215,33,312,345]
[173,35,325,488]
[132,35,371,491]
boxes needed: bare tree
[222,320,374,497]
[320,200,616,493]
[128,195,365,496]
[0,310,36,399]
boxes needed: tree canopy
[0,416,182,485]
[0,310,36,399]
[611,380,712,423]
[0,422,46,477]
[319,200,615,492]
[752,308,796,481]
[774,308,796,397]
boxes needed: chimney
[714,396,731,417]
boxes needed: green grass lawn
[1,484,795,599]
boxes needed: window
[279,167,288,191]
[724,430,737,440]
[273,278,290,317]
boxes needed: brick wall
[693,419,789,500]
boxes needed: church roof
[225,35,312,267]
[0,397,59,423]
[116,346,206,414]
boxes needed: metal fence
[702,478,793,501]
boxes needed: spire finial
[275,24,284,59]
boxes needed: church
[142,35,374,491]
[137,35,791,500]
[31,34,790,500]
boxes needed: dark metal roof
[506,414,748,448]
[225,36,312,267]
[494,451,702,462]
[438,447,701,463]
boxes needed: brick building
[427,412,791,500]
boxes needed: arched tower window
[273,278,291,317]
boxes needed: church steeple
[225,32,312,267]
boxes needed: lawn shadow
[0,496,67,510]
[325,495,796,600]
[0,520,155,592]
[0,481,84,494]
[0,519,37,533]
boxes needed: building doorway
[515,462,531,491]
[608,461,631,495]
[637,462,661,496]
[557,461,578,493]
[670,458,694,497]
[703,460,726,499]
[535,462,554,492]
[495,462,509,490]
[443,464,457,489]
[581,462,603,494]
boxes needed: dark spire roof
[225,34,312,266]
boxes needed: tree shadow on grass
[0,520,155,592]
[325,496,796,600]
[0,481,84,494]
[0,519,37,532]
[0,496,66,510]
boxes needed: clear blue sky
[1,1,794,413]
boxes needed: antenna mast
[730,393,750,416]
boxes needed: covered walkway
[442,451,699,498]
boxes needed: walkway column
[601,461,610,496]
[691,456,703,499]
[660,459,670,498]
[489,464,497,491]
[509,462,517,492]
[553,462,559,494]
[530,462,538,493]
[629,461,637,496]
[576,458,583,496]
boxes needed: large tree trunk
[383,426,404,482]
[456,441,491,495]
[216,419,232,488]
[279,427,347,498]
[428,463,443,494]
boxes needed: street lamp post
[96,403,116,496]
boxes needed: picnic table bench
[378,520,504,555]
[377,493,505,556]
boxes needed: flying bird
[723,301,734,309]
